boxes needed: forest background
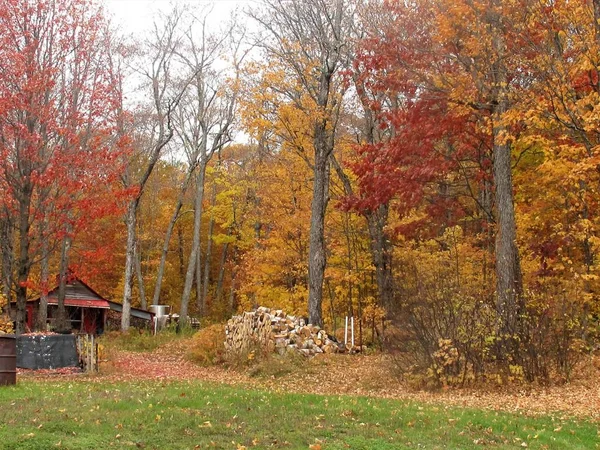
[1,0,600,386]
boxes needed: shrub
[186,324,226,366]
[383,228,600,388]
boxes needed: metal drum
[149,305,170,334]
[0,334,16,386]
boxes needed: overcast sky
[103,0,258,35]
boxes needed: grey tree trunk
[228,246,238,312]
[307,150,331,327]
[121,202,137,331]
[493,132,523,335]
[215,241,229,305]
[200,183,217,312]
[36,229,50,331]
[178,226,185,278]
[180,162,208,324]
[195,244,203,312]
[594,0,600,72]
[134,239,147,310]
[55,231,72,333]
[152,162,197,306]
[366,205,394,311]
[490,6,523,339]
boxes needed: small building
[15,276,153,334]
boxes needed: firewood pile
[225,307,348,358]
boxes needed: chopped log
[224,306,353,359]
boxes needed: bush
[186,324,226,366]
[384,232,597,388]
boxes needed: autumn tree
[250,0,352,327]
[175,13,245,325]
[0,0,127,333]
[120,7,193,330]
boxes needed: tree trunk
[36,228,49,331]
[121,201,137,331]
[490,10,523,340]
[151,162,196,306]
[180,162,207,325]
[228,246,238,312]
[178,226,185,278]
[366,204,394,312]
[135,239,147,310]
[195,244,203,312]
[594,0,600,92]
[0,216,13,319]
[200,183,217,312]
[215,241,230,304]
[54,231,72,333]
[493,128,523,333]
[307,148,331,327]
[15,182,33,335]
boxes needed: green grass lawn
[0,379,597,450]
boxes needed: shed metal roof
[46,298,110,309]
[46,279,107,303]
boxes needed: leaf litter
[18,337,600,421]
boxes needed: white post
[344,316,348,345]
[351,316,355,347]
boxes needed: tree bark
[0,216,13,319]
[228,246,239,312]
[195,242,203,312]
[135,239,147,310]
[200,182,217,312]
[489,5,523,339]
[36,226,49,331]
[121,201,138,331]
[178,226,185,279]
[215,241,229,304]
[54,231,72,333]
[307,149,331,327]
[15,181,33,335]
[366,205,394,311]
[180,161,208,324]
[152,162,197,306]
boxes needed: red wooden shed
[15,276,154,334]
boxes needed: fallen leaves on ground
[19,337,600,421]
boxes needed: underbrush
[100,326,193,353]
[386,258,599,390]
[376,232,600,390]
[186,323,226,366]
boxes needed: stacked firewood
[224,307,347,357]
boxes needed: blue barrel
[0,334,16,385]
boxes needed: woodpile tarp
[16,334,79,370]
